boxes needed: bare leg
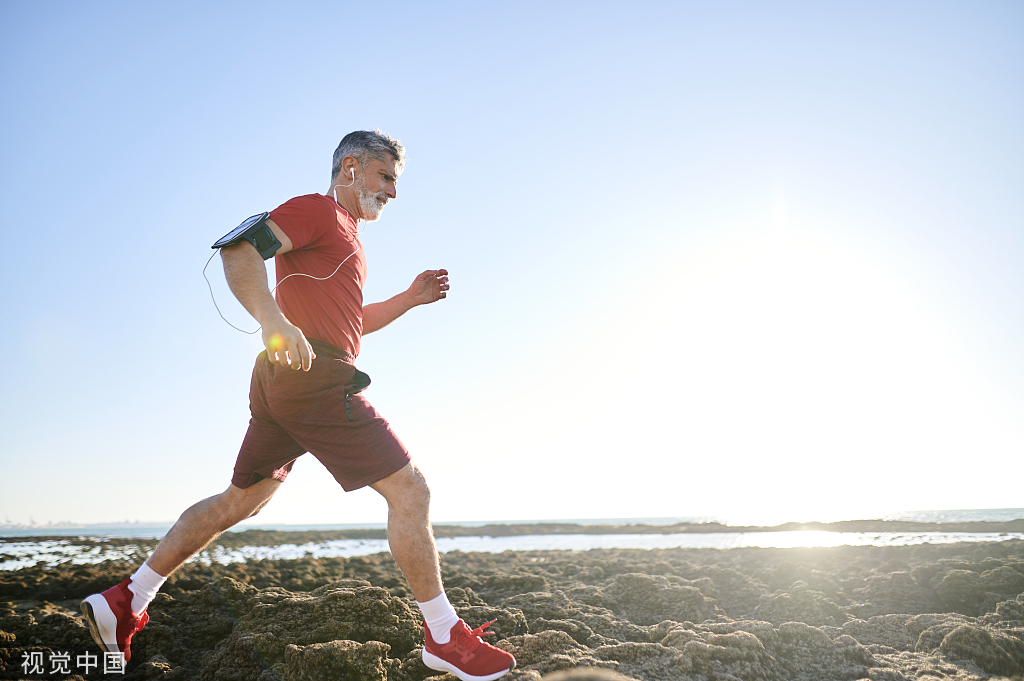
[147,478,281,577]
[370,462,443,601]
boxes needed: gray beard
[355,176,386,221]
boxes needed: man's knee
[399,465,431,508]
[375,463,431,510]
[220,479,279,524]
[410,470,430,507]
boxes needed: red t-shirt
[269,194,366,358]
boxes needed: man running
[81,130,516,681]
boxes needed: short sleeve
[268,194,334,251]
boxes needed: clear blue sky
[2,1,1021,527]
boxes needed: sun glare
[627,219,1012,512]
[509,215,1021,524]
[398,212,1020,525]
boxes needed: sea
[1,509,1022,571]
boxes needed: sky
[1,1,1022,528]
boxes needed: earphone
[205,165,375,334]
[203,242,362,335]
[203,196,366,335]
[332,167,356,205]
[336,167,356,188]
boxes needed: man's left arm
[363,269,449,334]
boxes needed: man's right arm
[221,218,315,371]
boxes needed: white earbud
[334,167,357,195]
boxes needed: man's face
[354,156,399,221]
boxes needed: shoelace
[468,619,498,639]
[133,612,150,633]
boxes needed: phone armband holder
[212,212,281,260]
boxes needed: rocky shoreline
[1,537,1023,680]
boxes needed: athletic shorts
[231,338,410,491]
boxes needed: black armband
[211,212,281,260]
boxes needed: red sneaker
[422,618,515,681]
[80,578,150,662]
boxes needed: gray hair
[331,129,406,182]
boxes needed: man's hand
[261,316,316,371]
[362,269,450,335]
[407,269,449,305]
[221,240,313,370]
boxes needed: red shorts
[231,339,410,491]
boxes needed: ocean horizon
[1,507,1021,539]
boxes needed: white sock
[418,592,459,644]
[128,562,167,615]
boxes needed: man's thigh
[289,391,411,492]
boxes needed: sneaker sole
[422,649,514,681]
[81,596,119,654]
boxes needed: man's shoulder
[269,194,341,249]
[274,193,332,212]
[270,193,337,227]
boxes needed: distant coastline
[4,507,1022,538]
[146,518,1024,548]
[3,517,1023,545]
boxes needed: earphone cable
[203,243,363,335]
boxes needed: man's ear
[344,157,359,178]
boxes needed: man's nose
[387,182,397,199]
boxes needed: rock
[675,565,769,619]
[937,623,1022,676]
[988,631,1024,668]
[481,572,553,602]
[840,615,915,651]
[707,620,780,649]
[865,668,910,681]
[542,669,636,681]
[504,673,546,681]
[778,621,833,648]
[849,572,939,617]
[686,629,778,679]
[989,595,1024,624]
[499,630,610,676]
[832,633,876,666]
[2,538,1023,681]
[754,581,847,627]
[197,581,421,680]
[280,639,393,681]
[502,589,645,644]
[905,613,976,654]
[593,642,691,681]
[600,573,717,626]
[504,590,575,621]
[534,617,595,645]
[659,628,702,650]
[772,621,876,681]
[980,565,1024,595]
[137,654,175,679]
[13,611,89,650]
[935,569,985,615]
[909,564,943,589]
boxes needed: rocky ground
[1,538,1023,680]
